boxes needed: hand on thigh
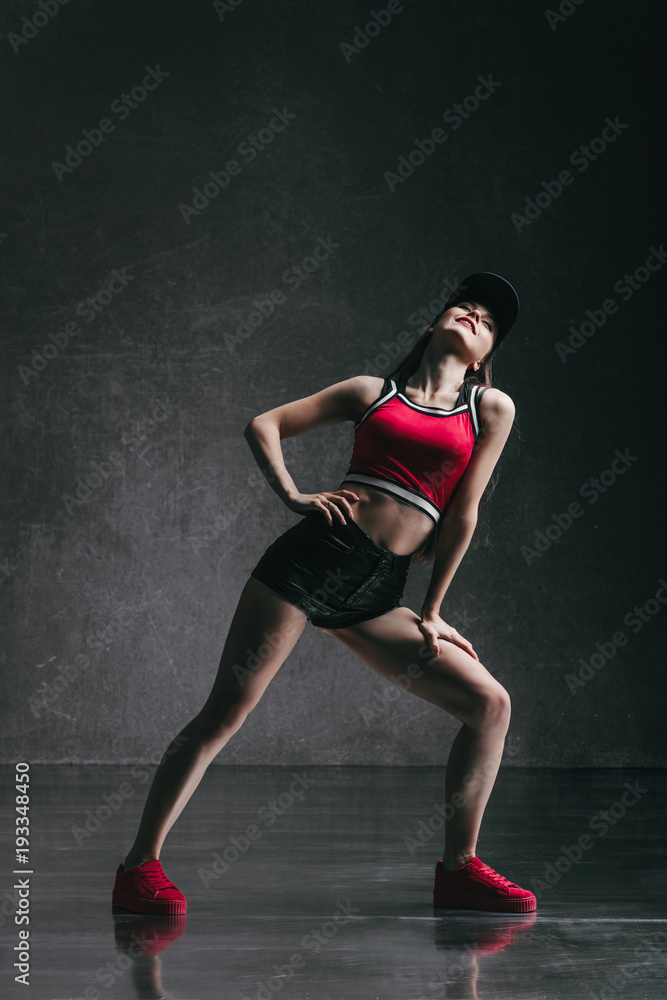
[318,606,506,726]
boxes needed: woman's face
[438,298,498,362]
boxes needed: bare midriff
[337,480,435,556]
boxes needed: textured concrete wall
[2,0,664,766]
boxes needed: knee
[195,698,250,748]
[472,684,511,731]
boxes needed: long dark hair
[385,306,518,565]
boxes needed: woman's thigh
[317,606,508,726]
[199,576,308,722]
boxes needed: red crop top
[342,374,488,527]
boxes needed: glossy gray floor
[2,765,666,1000]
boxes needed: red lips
[456,316,476,334]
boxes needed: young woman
[112,271,537,915]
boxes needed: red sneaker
[433,856,537,913]
[112,859,187,915]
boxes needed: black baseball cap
[442,271,520,350]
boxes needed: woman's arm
[243,375,373,518]
[243,418,301,506]
[418,388,516,655]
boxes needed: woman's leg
[316,606,511,869]
[123,576,308,868]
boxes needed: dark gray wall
[2,0,665,766]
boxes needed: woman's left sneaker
[112,859,187,914]
[433,856,537,912]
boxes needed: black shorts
[249,511,413,629]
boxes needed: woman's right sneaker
[112,859,187,914]
[433,857,536,912]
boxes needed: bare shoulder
[478,386,515,430]
[478,386,515,440]
[346,374,387,417]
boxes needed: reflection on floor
[2,765,666,999]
